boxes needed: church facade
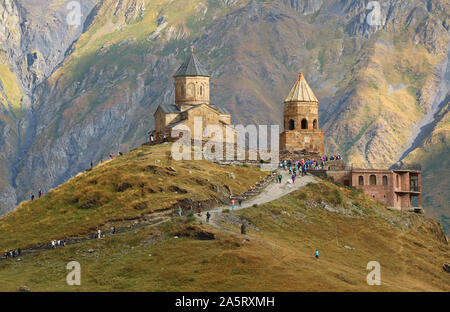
[279,73,324,155]
[152,48,234,143]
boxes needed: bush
[223,209,230,213]
[334,189,343,205]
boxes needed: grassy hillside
[0,143,267,251]
[1,0,448,238]
[0,177,448,291]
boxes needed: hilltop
[0,0,448,234]
[0,144,448,291]
[0,143,267,250]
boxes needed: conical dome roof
[174,47,210,77]
[284,73,318,102]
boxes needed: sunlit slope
[0,180,447,291]
[0,143,267,250]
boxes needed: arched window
[370,175,377,185]
[289,119,295,130]
[358,176,364,185]
[301,118,308,129]
[313,119,318,129]
[382,175,388,186]
[187,83,195,98]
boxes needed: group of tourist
[280,154,344,177]
[322,154,342,162]
[280,159,316,178]
[4,248,21,259]
[51,239,66,248]
[30,189,43,201]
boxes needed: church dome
[174,48,210,77]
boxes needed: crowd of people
[279,154,343,180]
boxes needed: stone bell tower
[279,73,324,154]
[173,47,210,111]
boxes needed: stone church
[152,48,235,143]
[279,73,324,154]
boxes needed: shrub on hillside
[333,189,343,205]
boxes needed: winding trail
[197,170,317,231]
[1,170,316,261]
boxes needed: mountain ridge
[0,0,448,232]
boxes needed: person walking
[197,203,201,216]
[315,249,319,260]
[238,199,242,208]
[90,161,93,169]
[292,174,296,184]
[241,223,246,235]
[206,212,211,223]
[278,174,282,183]
[178,207,182,217]
[31,194,35,201]
[38,189,42,198]
[98,229,102,239]
[231,199,235,211]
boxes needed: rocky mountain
[0,0,448,230]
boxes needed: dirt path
[197,170,317,230]
[2,170,315,262]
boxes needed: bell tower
[280,73,324,154]
[174,47,210,110]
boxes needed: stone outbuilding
[312,167,423,212]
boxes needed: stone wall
[280,129,324,154]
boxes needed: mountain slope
[0,0,448,233]
[403,95,450,233]
[0,143,267,250]
[0,149,448,291]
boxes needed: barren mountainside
[0,0,449,231]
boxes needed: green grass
[0,180,447,291]
[0,143,267,251]
[0,64,23,114]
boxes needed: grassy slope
[0,143,267,251]
[0,180,447,291]
[2,0,447,231]
[0,64,22,113]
